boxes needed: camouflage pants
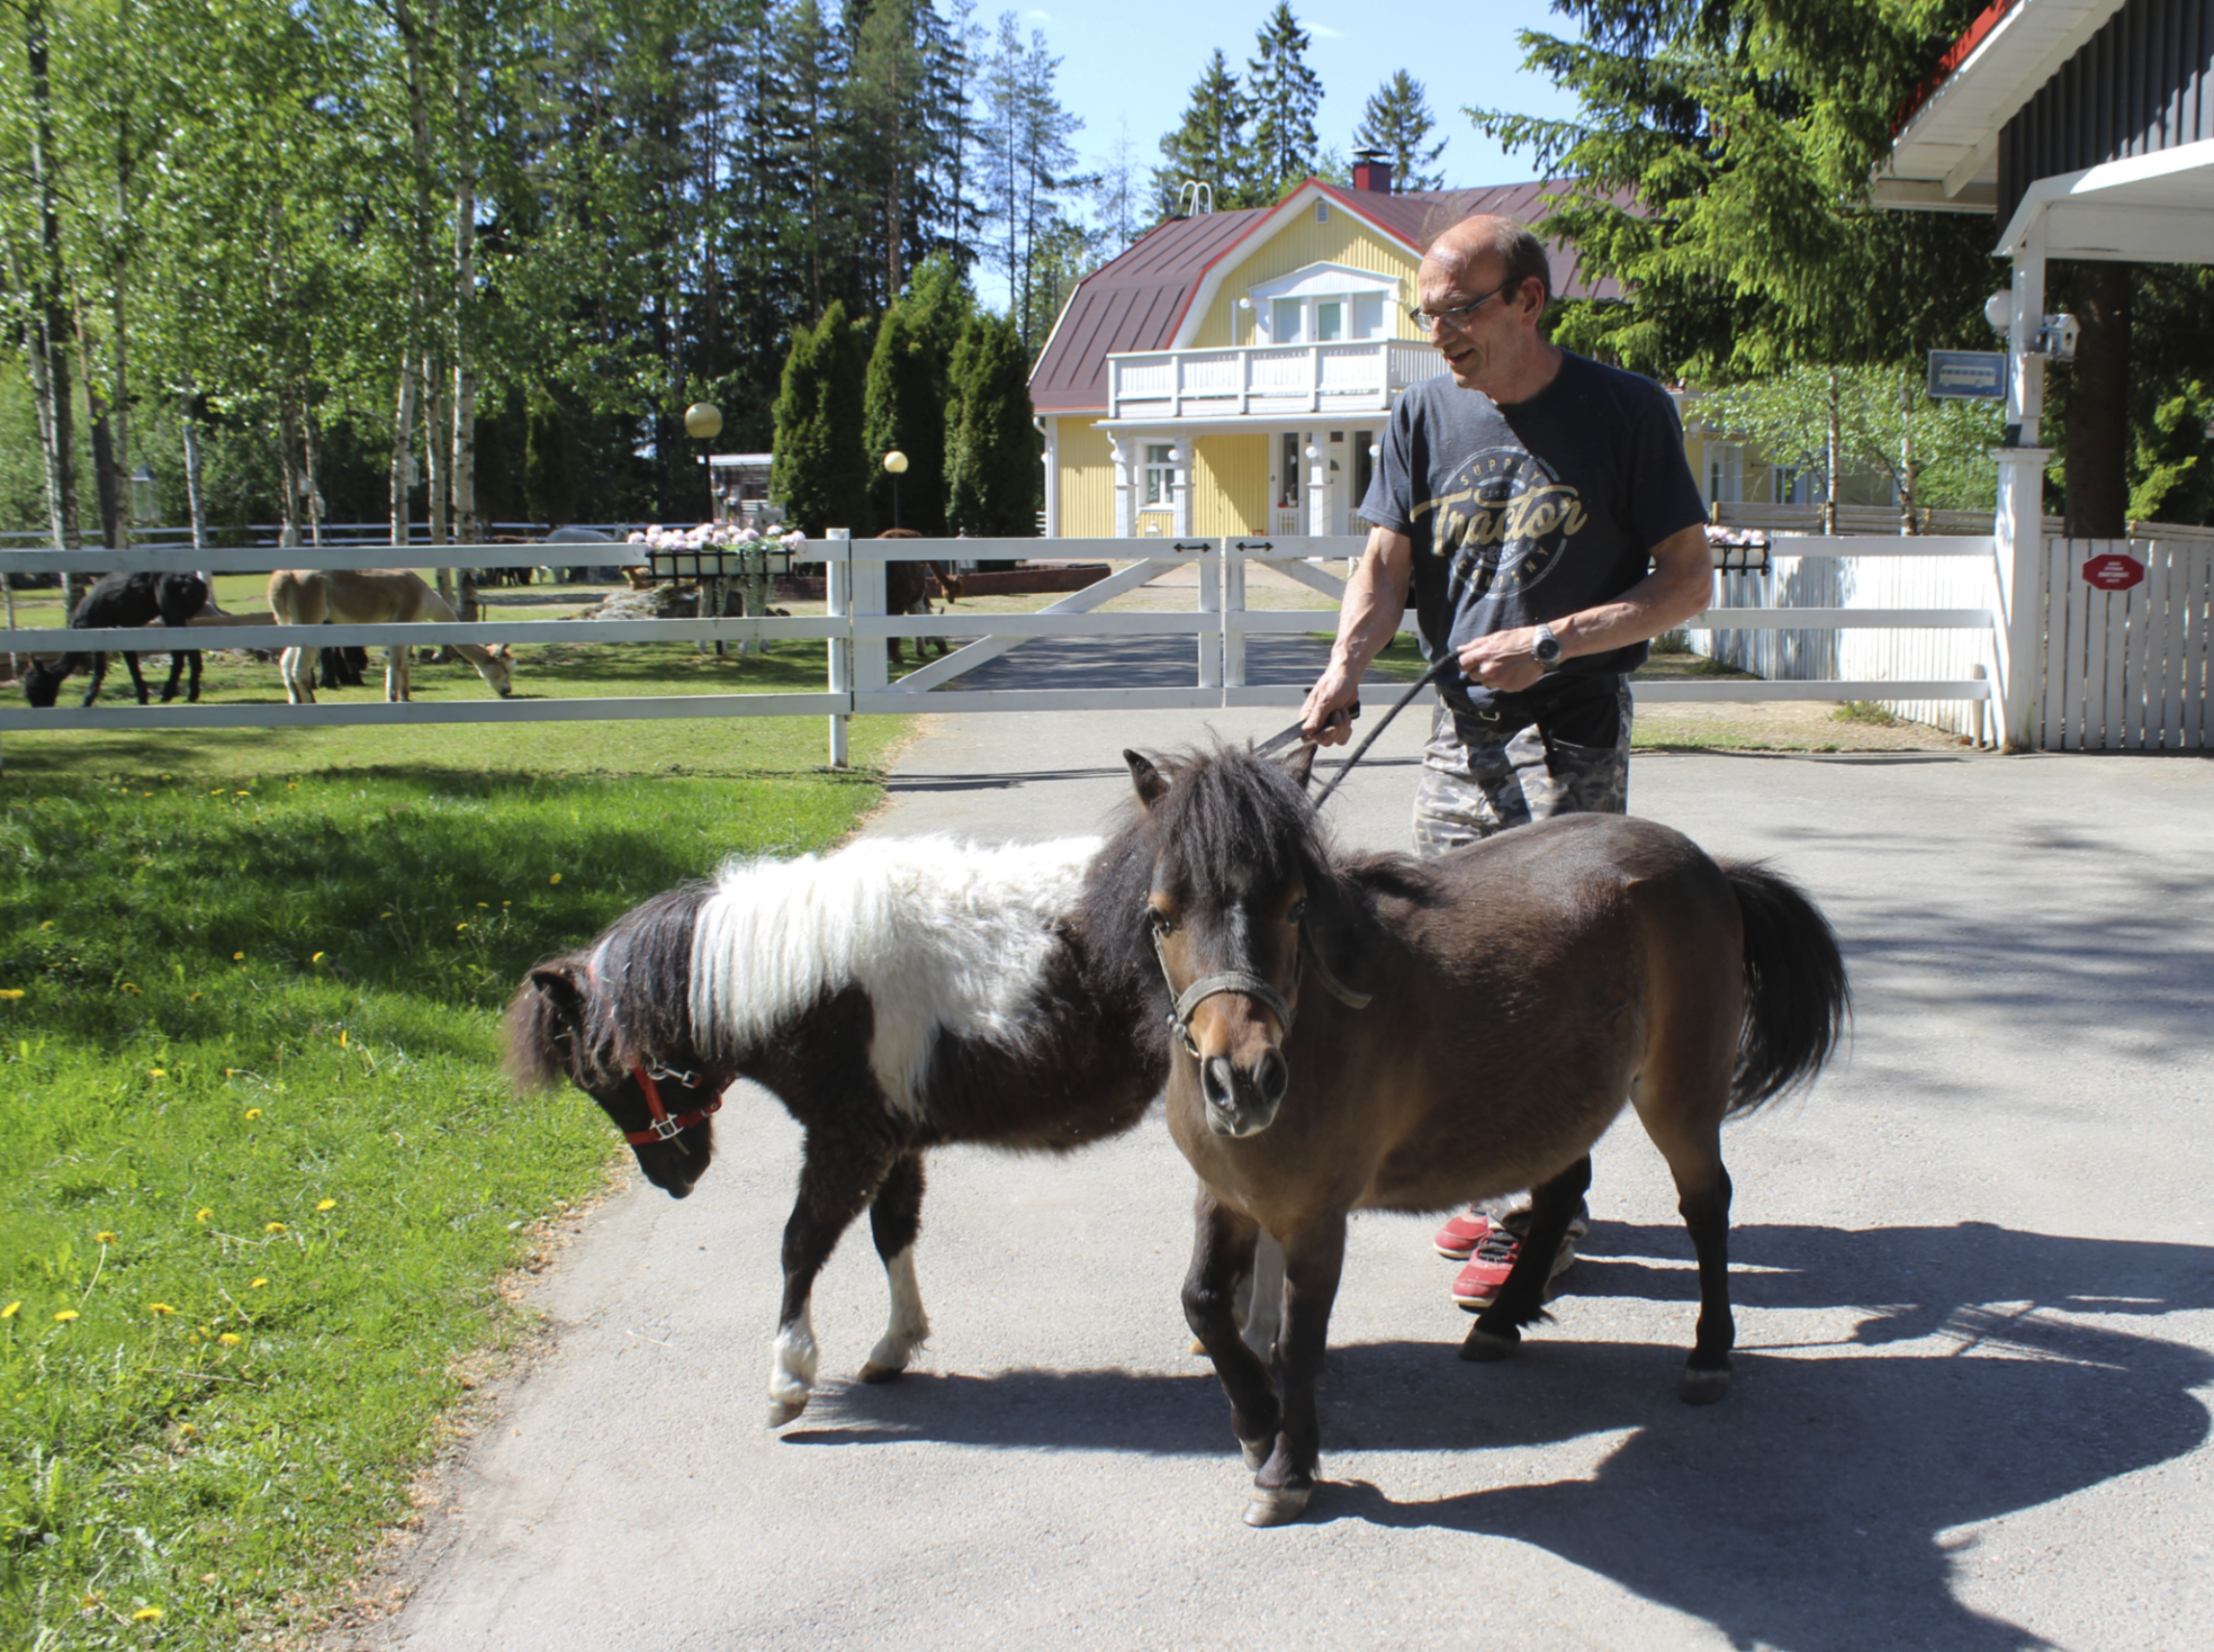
[1411,676,1634,860]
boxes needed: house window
[1315,300,1343,342]
[1352,294,1384,339]
[1142,443,1176,507]
[1315,200,1328,223]
[1352,430,1375,513]
[1774,466,1811,505]
[1272,297,1303,344]
[1279,432,1301,507]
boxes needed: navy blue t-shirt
[1359,351,1706,715]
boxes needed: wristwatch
[1532,622,1562,667]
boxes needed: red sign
[2082,554,2146,591]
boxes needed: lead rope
[1311,657,1462,808]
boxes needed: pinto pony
[505,836,1172,1426]
[266,568,513,704]
[1104,744,1850,1526]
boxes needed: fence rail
[2,532,2003,758]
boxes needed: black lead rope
[1310,657,1463,808]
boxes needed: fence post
[826,528,851,767]
[1196,541,1222,689]
[851,531,888,696]
[1222,537,1246,689]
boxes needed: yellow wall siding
[1054,418,1117,537]
[1195,435,1270,534]
[1190,205,1425,348]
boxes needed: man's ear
[1282,742,1319,789]
[1123,749,1169,810]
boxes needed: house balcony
[1104,340,1447,425]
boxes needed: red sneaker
[1452,1225,1580,1311]
[1431,1206,1494,1260]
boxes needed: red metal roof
[1893,0,2023,132]
[1030,180,1626,415]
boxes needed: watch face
[1534,630,1562,663]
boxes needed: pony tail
[1725,861,1851,1114]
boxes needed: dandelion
[476,901,488,908]
[232,951,245,962]
[122,983,142,995]
[249,1278,268,1288]
[95,1231,116,1245]
[338,1030,347,1048]
[502,900,510,907]
[379,911,393,918]
[550,872,561,885]
[0,989,22,1001]
[38,920,53,930]
[54,1309,79,1323]
[312,951,325,963]
[148,1069,166,1079]
[176,1424,195,1436]
[456,922,468,932]
[235,790,248,797]
[132,1607,163,1621]
[316,1199,336,1212]
[188,993,201,1002]
[148,1303,175,1316]
[264,1222,286,1235]
[218,1332,242,1347]
[1,1302,19,1319]
[210,789,222,795]
[194,1207,212,1224]
[244,1108,262,1120]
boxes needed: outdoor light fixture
[1304,444,1319,459]
[1983,291,2014,334]
[683,401,723,439]
[1238,297,1253,310]
[883,450,908,529]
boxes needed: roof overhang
[1875,0,2128,213]
[1997,139,2214,262]
[1169,180,1422,350]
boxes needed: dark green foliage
[473,414,516,524]
[1245,2,1322,201]
[863,303,946,533]
[1352,70,1445,194]
[773,300,874,538]
[525,394,577,529]
[1153,48,1260,216]
[944,312,1039,537]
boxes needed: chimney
[1352,148,1392,194]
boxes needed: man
[1298,214,1712,1311]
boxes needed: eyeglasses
[1408,281,1512,332]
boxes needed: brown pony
[876,528,964,663]
[1099,744,1850,1526]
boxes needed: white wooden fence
[0,531,2017,764]
[2042,530,2213,751]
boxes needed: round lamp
[683,401,723,439]
[883,451,910,475]
[1982,292,2014,335]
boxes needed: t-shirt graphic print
[1414,444,1591,608]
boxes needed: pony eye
[1147,908,1174,935]
[1287,900,1308,926]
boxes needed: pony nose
[1202,1057,1238,1114]
[1254,1047,1289,1109]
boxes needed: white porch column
[1038,417,1060,538]
[1111,438,1134,537]
[1171,441,1193,538]
[1305,432,1328,537]
[1994,214,2051,753]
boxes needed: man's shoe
[1431,1206,1494,1260]
[1452,1225,1580,1312]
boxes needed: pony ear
[528,964,585,1015]
[1123,750,1169,809]
[1281,741,1319,789]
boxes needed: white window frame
[1249,262,1401,346]
[1142,442,1176,508]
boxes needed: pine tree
[1151,48,1257,217]
[862,301,946,533]
[772,299,874,537]
[1352,71,1445,193]
[1245,3,1321,201]
[524,393,577,529]
[944,311,1038,537]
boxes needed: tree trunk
[2063,261,2130,538]
[274,389,304,549]
[180,389,208,555]
[302,398,324,549]
[392,343,418,549]
[451,15,479,621]
[425,353,454,607]
[1898,372,1918,534]
[23,0,80,610]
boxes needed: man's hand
[1456,626,1546,693]
[1299,662,1362,746]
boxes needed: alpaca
[267,569,513,704]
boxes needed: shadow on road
[804,1221,2211,1652]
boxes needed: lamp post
[883,449,908,530]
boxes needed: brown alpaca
[267,569,514,704]
[877,529,965,663]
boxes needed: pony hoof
[1189,1334,1207,1356]
[1239,1437,1270,1471]
[1242,1487,1311,1528]
[1679,1366,1733,1406]
[1459,1327,1520,1362]
[766,1396,809,1427]
[857,1360,905,1385]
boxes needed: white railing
[0,532,2001,765]
[1107,339,1444,420]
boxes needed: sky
[1025,0,1585,203]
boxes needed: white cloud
[1309,20,1343,36]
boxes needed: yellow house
[1029,171,1626,540]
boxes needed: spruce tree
[524,394,576,529]
[772,300,874,537]
[1245,3,1322,202]
[1151,48,1258,217]
[1352,71,1446,193]
[944,312,1039,538]
[862,302,947,533]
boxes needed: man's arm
[1455,521,1712,695]
[1299,525,1414,745]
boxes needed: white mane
[688,835,1102,1118]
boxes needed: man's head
[1415,215,1555,399]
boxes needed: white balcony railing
[1107,339,1445,421]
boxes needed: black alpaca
[21,572,212,708]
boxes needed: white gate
[2042,531,2213,751]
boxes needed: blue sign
[1927,349,2007,400]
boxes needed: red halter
[621,1060,727,1146]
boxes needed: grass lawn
[0,642,909,1648]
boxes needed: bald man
[1298,214,1712,1312]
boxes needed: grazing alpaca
[877,529,965,663]
[267,569,513,704]
[21,571,211,708]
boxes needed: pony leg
[1248,1211,1348,1527]
[385,647,407,702]
[185,649,202,703]
[122,651,151,705]
[1187,1229,1283,1359]
[768,1144,896,1427]
[161,644,187,704]
[81,653,109,708]
[1461,1154,1593,1361]
[859,1152,931,1383]
[1182,1186,1279,1471]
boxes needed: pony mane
[688,834,1102,1114]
